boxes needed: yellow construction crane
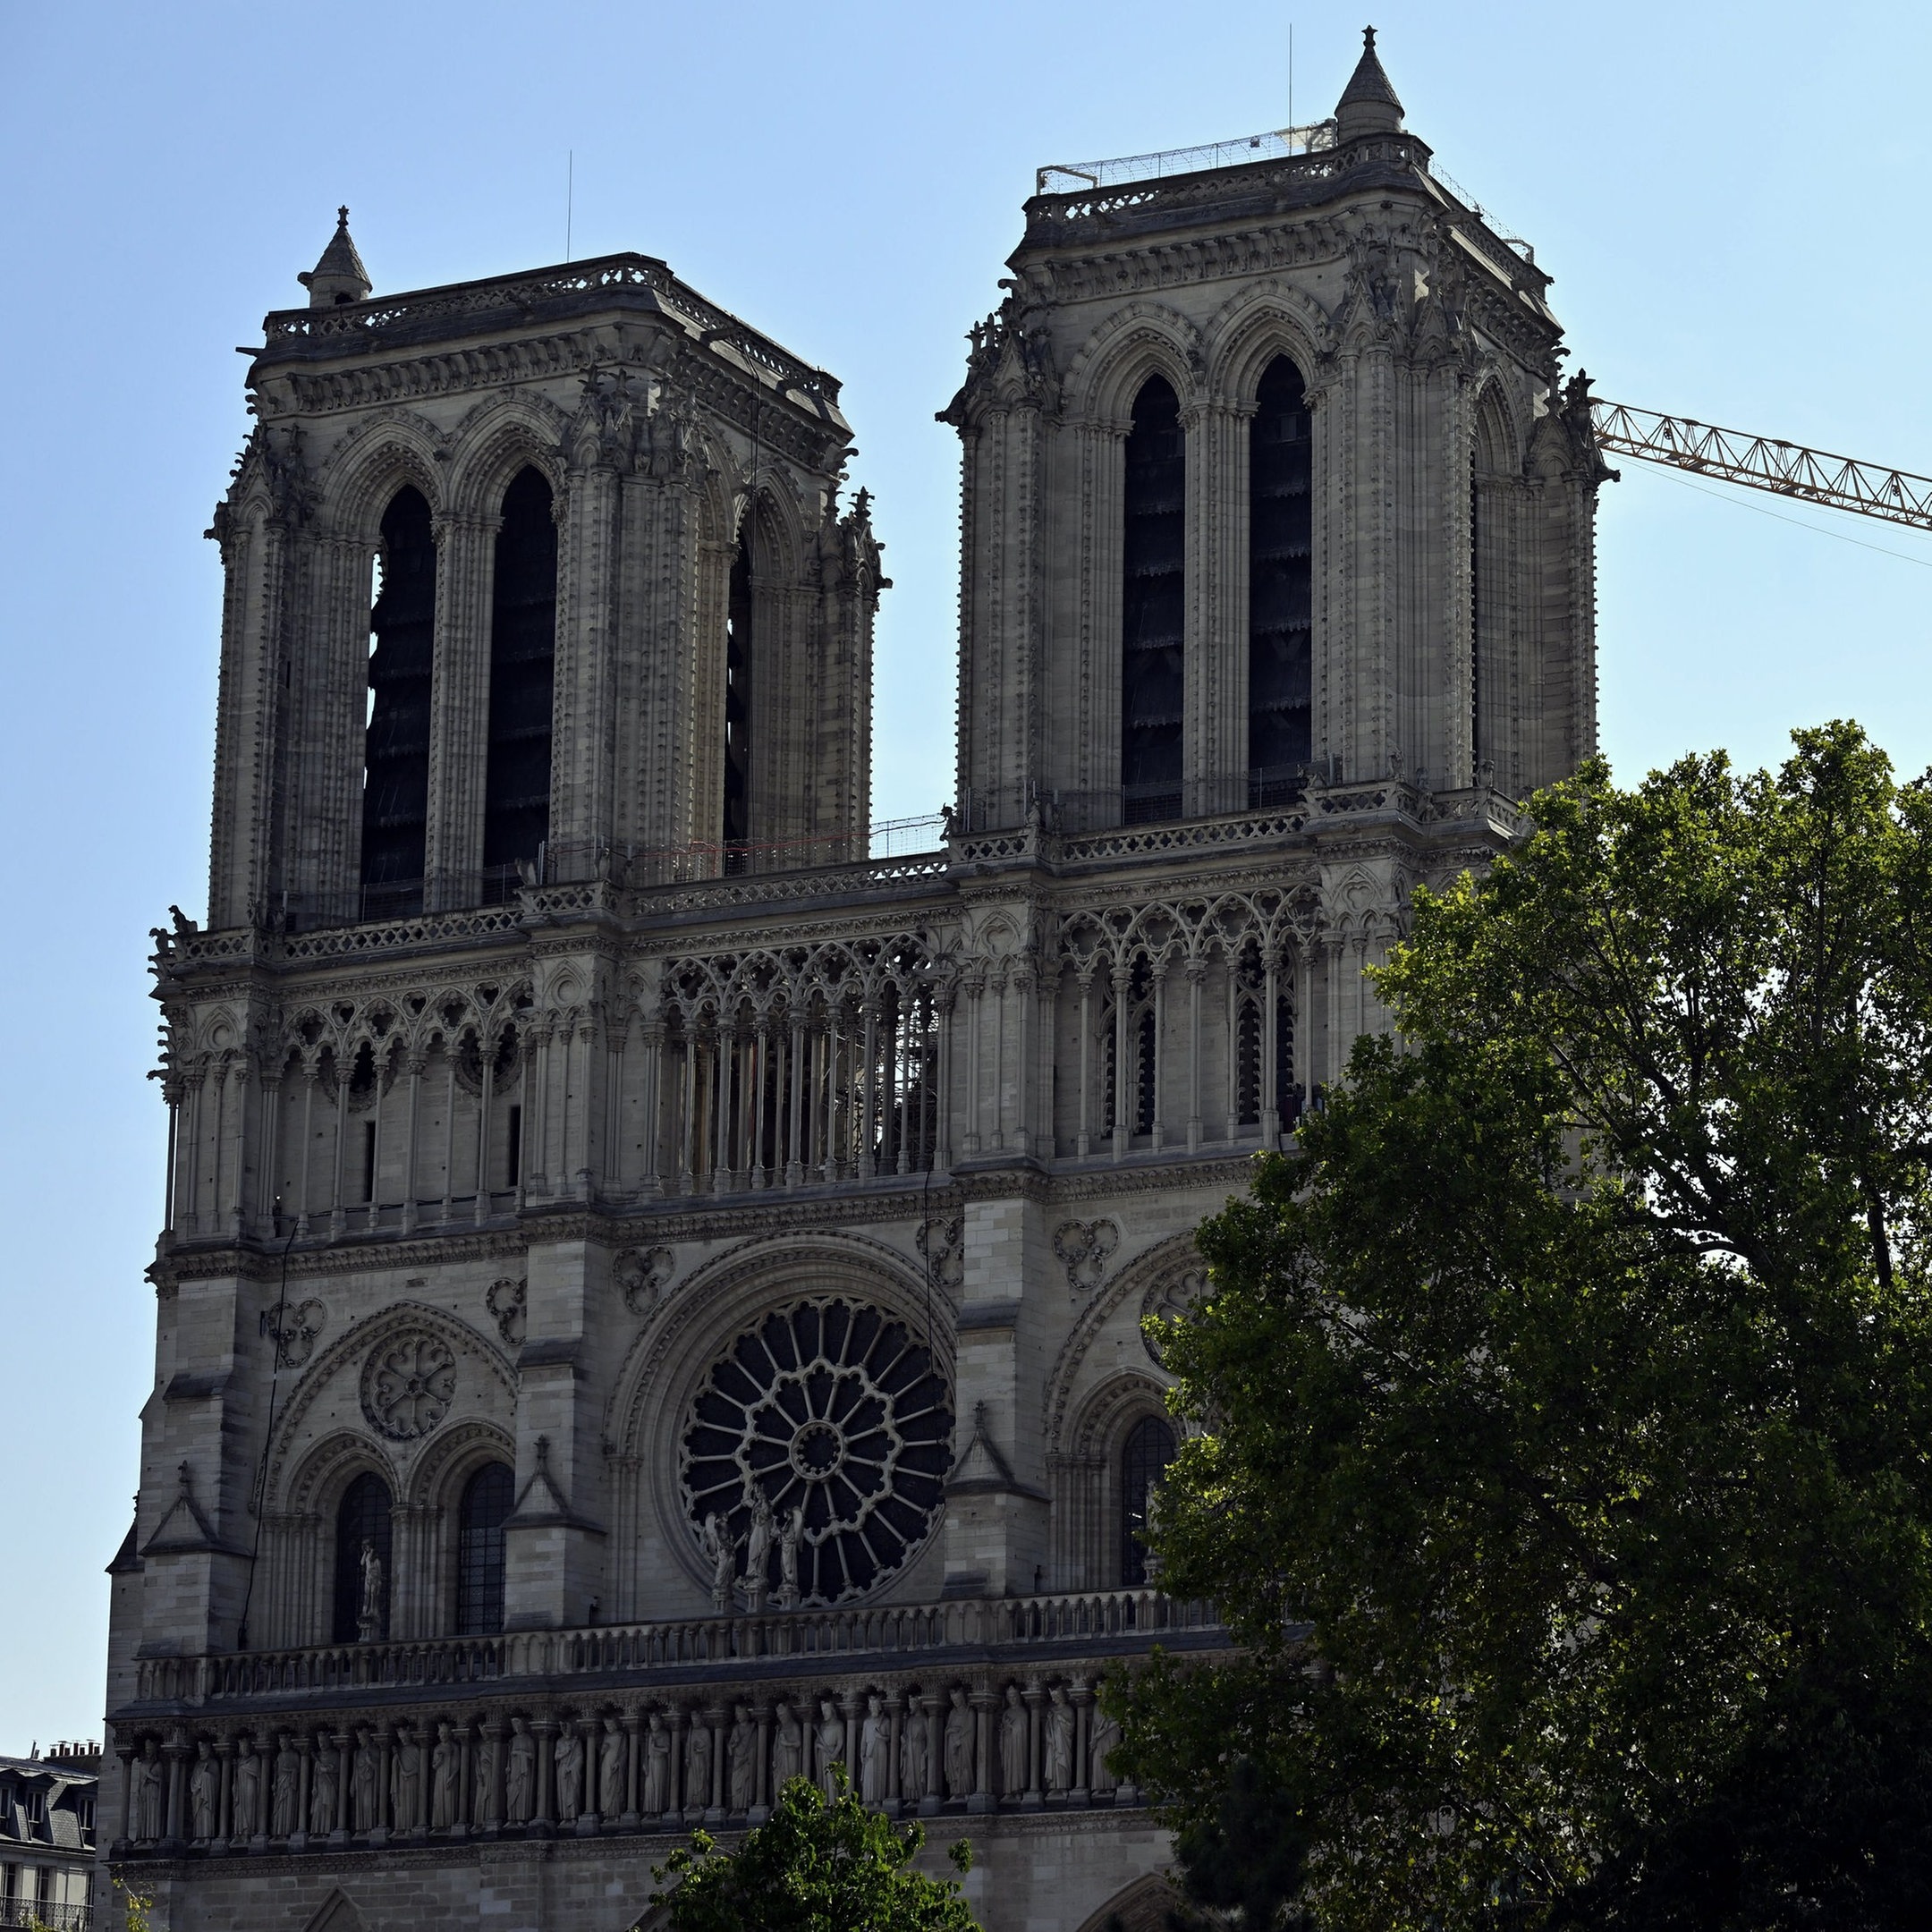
[1590,400,1932,535]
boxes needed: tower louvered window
[1121,376,1185,823]
[722,532,752,871]
[360,487,436,913]
[482,467,557,884]
[332,1471,393,1642]
[1249,356,1312,803]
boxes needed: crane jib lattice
[1590,401,1932,533]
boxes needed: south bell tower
[106,37,1603,1932]
[949,28,1603,835]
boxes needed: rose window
[680,1297,953,1606]
[360,1334,457,1441]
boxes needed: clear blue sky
[4,0,1929,1750]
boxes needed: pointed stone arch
[445,391,572,519]
[1205,280,1333,402]
[317,409,446,542]
[300,1886,370,1932]
[1063,301,1206,426]
[1073,1871,1182,1932]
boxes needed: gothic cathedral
[106,35,1604,1932]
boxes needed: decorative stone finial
[1335,23,1404,140]
[297,206,371,309]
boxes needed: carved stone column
[1070,1681,1093,1807]
[750,1704,773,1825]
[212,1736,233,1855]
[919,1691,944,1818]
[1022,1681,1046,1810]
[622,1707,642,1829]
[533,1717,558,1836]
[968,1689,996,1815]
[482,1716,506,1835]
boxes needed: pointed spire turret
[1335,25,1404,140]
[298,206,371,308]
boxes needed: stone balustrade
[109,1592,1224,1861]
[132,1589,1215,1706]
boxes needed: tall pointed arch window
[722,530,753,872]
[1122,376,1185,824]
[1121,1414,1177,1586]
[455,1461,514,1635]
[360,487,436,915]
[1249,356,1312,804]
[482,467,557,888]
[332,1471,393,1642]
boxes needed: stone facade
[102,36,1604,1932]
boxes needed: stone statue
[943,1688,972,1800]
[392,1725,423,1831]
[271,1733,301,1837]
[860,1693,889,1805]
[771,1699,802,1788]
[132,1739,165,1842]
[727,1705,757,1811]
[998,1685,1029,1797]
[473,1725,500,1828]
[598,1716,626,1820]
[352,1727,379,1833]
[698,1513,735,1611]
[189,1740,218,1841]
[232,1736,260,1841]
[1044,1687,1074,1793]
[506,1716,536,1825]
[309,1734,339,1835]
[899,1694,929,1803]
[686,1716,714,1812]
[814,1698,844,1798]
[357,1536,384,1640]
[642,1713,672,1817]
[430,1722,460,1830]
[743,1489,775,1609]
[1089,1706,1121,1795]
[776,1504,805,1607]
[555,1720,585,1822]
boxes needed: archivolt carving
[1044,1232,1199,1454]
[1062,300,1208,421]
[311,407,447,541]
[284,1429,400,1521]
[444,391,571,516]
[1074,1874,1180,1932]
[402,1418,516,1511]
[264,1301,514,1510]
[1203,279,1335,398]
[606,1232,953,1462]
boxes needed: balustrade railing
[133,1590,1218,1707]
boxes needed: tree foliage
[1114,724,1932,1929]
[648,1769,977,1932]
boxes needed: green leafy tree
[1114,723,1932,1930]
[648,1768,978,1932]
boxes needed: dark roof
[1335,25,1404,136]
